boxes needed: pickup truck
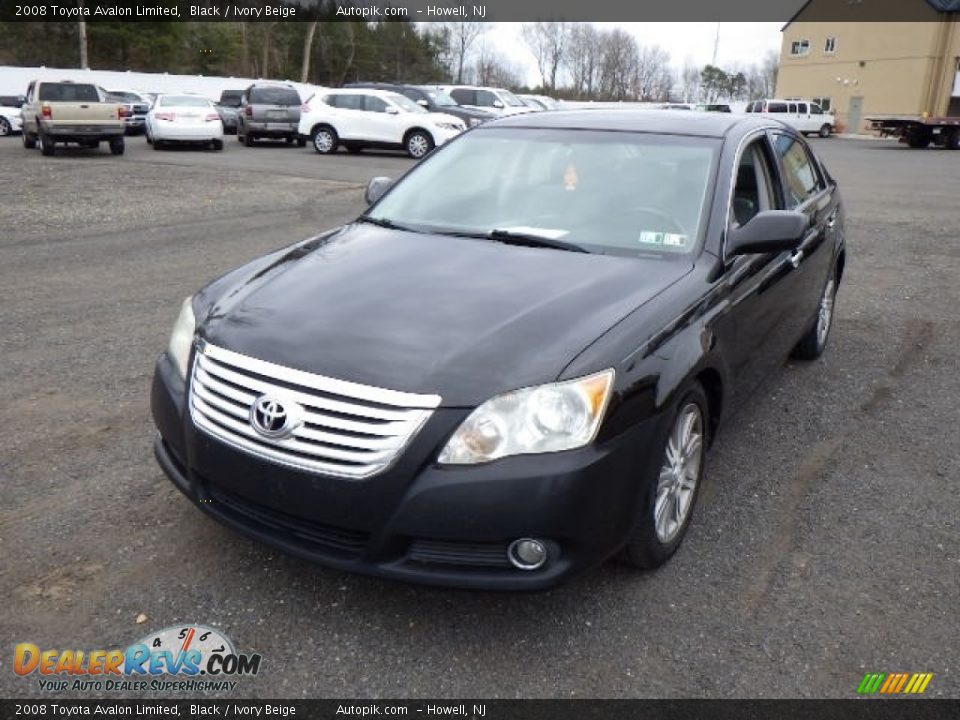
[21,80,126,156]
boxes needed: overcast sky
[479,22,786,86]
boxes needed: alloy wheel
[408,133,429,158]
[816,277,836,348]
[654,403,703,543]
[314,130,333,153]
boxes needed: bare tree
[445,22,487,83]
[634,44,672,101]
[760,49,779,97]
[473,40,522,88]
[300,21,318,83]
[597,28,638,101]
[680,57,701,103]
[564,23,602,98]
[520,22,568,91]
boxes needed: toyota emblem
[250,395,300,438]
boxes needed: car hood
[198,224,691,406]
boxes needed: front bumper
[151,352,667,590]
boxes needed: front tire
[23,131,36,149]
[818,124,832,138]
[243,132,255,147]
[311,125,338,154]
[405,129,433,159]
[0,117,10,136]
[621,384,708,570]
[792,274,837,360]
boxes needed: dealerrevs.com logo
[14,624,262,693]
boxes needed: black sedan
[152,110,845,590]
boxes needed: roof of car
[326,87,404,97]
[487,108,773,138]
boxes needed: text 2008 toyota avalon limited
[152,110,845,590]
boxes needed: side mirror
[726,210,808,256]
[364,176,394,205]
[416,99,429,107]
[492,100,504,109]
[385,105,399,115]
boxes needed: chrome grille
[189,341,440,478]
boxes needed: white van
[745,99,835,137]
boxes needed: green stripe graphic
[857,673,886,694]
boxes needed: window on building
[791,39,810,56]
[824,37,837,53]
[812,97,832,112]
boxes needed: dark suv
[345,83,494,127]
[216,89,244,134]
[237,83,305,147]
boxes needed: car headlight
[438,370,614,465]
[167,296,196,379]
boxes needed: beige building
[776,0,960,132]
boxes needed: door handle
[789,249,804,268]
[826,214,837,229]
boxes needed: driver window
[732,142,776,228]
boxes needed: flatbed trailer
[868,116,960,149]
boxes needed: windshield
[159,96,212,108]
[387,93,426,114]
[427,90,457,107]
[498,90,526,107]
[367,128,719,257]
[108,91,141,102]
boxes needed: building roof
[783,0,958,30]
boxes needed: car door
[770,131,837,335]
[331,94,365,140]
[715,134,804,408]
[362,94,401,143]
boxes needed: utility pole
[712,22,720,66]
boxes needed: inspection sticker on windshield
[638,231,687,248]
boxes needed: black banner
[2,700,960,719]
[0,0,957,22]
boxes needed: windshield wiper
[356,215,413,232]
[487,229,591,254]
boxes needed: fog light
[507,538,547,570]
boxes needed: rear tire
[946,130,960,151]
[23,131,37,149]
[212,139,224,151]
[818,124,832,138]
[792,274,838,360]
[907,133,931,149]
[39,131,54,156]
[311,125,338,154]
[244,132,255,147]
[0,117,10,136]
[296,136,306,147]
[620,383,708,570]
[109,137,125,155]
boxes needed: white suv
[745,99,835,137]
[299,88,465,159]
[438,86,534,117]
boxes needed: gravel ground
[0,135,957,700]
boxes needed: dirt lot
[0,135,957,699]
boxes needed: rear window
[248,87,300,106]
[220,91,243,107]
[159,96,212,108]
[39,83,100,102]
